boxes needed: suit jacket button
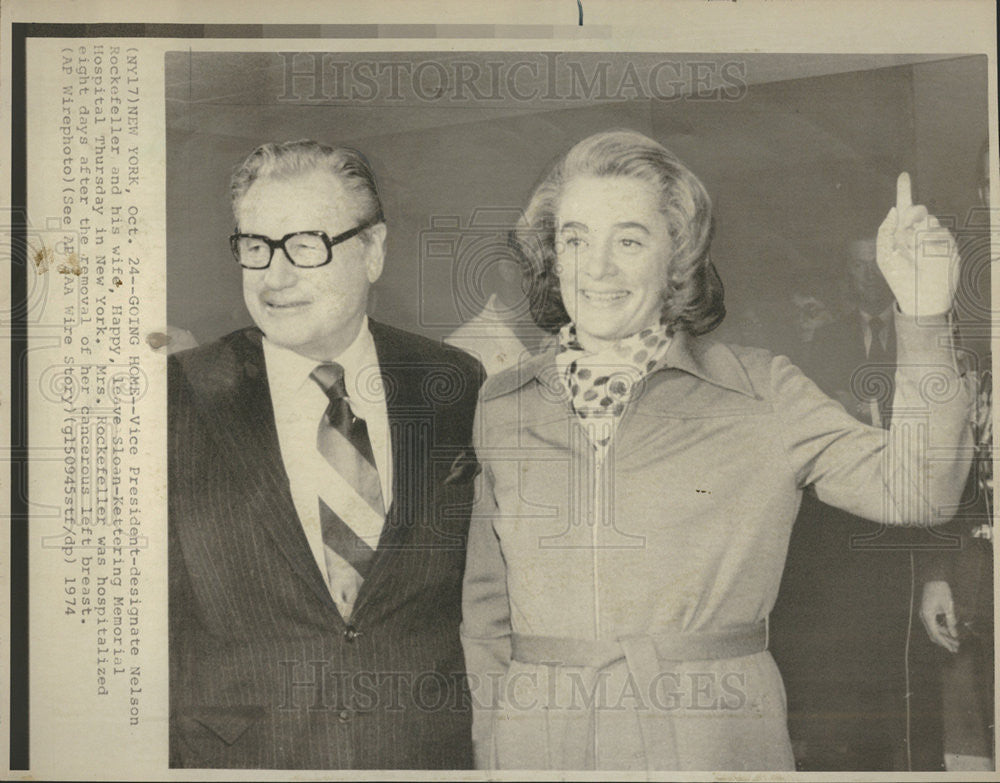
[344,625,359,642]
[338,709,352,723]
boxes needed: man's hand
[920,579,959,653]
[876,172,959,317]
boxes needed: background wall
[165,52,990,360]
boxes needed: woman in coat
[460,129,973,771]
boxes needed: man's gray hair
[230,140,384,234]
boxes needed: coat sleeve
[167,354,201,766]
[460,404,512,769]
[774,312,973,526]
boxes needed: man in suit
[772,236,927,770]
[917,419,994,769]
[169,140,483,769]
[915,141,993,770]
[811,238,898,425]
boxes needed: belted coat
[461,314,972,771]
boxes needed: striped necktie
[310,362,386,618]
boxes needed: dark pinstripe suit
[169,319,483,769]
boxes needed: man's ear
[365,222,387,284]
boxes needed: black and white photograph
[163,47,993,772]
[3,2,997,780]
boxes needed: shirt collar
[860,304,894,327]
[262,316,381,407]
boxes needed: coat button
[344,625,360,642]
[338,709,352,723]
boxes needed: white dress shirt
[262,316,393,599]
[860,304,894,357]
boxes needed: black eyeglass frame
[230,213,384,269]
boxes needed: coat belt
[509,618,769,770]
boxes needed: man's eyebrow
[558,222,589,233]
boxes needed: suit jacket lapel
[182,329,338,616]
[351,320,426,616]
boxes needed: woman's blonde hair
[512,129,724,335]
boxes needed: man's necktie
[865,316,893,428]
[310,362,386,617]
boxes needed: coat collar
[657,330,758,398]
[177,327,341,616]
[482,328,758,402]
[177,319,435,626]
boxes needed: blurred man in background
[772,234,917,771]
[916,139,994,771]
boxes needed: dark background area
[165,51,990,361]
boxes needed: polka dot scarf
[555,322,671,449]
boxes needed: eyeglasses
[230,213,383,269]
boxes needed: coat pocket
[179,704,267,746]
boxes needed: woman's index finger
[897,172,913,210]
